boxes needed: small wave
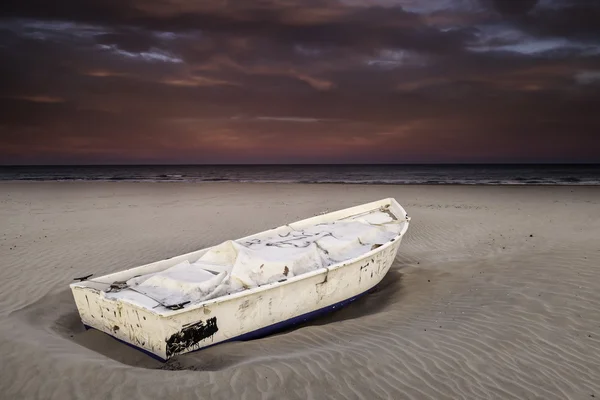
[158,174,184,179]
[2,166,599,186]
[4,178,599,185]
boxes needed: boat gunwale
[70,197,410,317]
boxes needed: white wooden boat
[70,198,410,361]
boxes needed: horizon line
[1,162,599,167]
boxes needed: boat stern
[70,284,170,360]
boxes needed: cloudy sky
[1,0,599,164]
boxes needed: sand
[1,182,599,399]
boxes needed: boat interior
[72,199,409,315]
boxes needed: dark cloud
[1,0,599,164]
[485,0,540,16]
[1,2,475,54]
[519,3,600,41]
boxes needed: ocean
[0,164,599,185]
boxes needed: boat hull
[83,284,375,361]
[72,240,402,360]
[70,198,409,360]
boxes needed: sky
[1,0,599,164]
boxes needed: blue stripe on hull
[83,288,372,362]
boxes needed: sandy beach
[1,182,599,400]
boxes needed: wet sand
[1,182,599,399]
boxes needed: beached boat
[70,198,410,361]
